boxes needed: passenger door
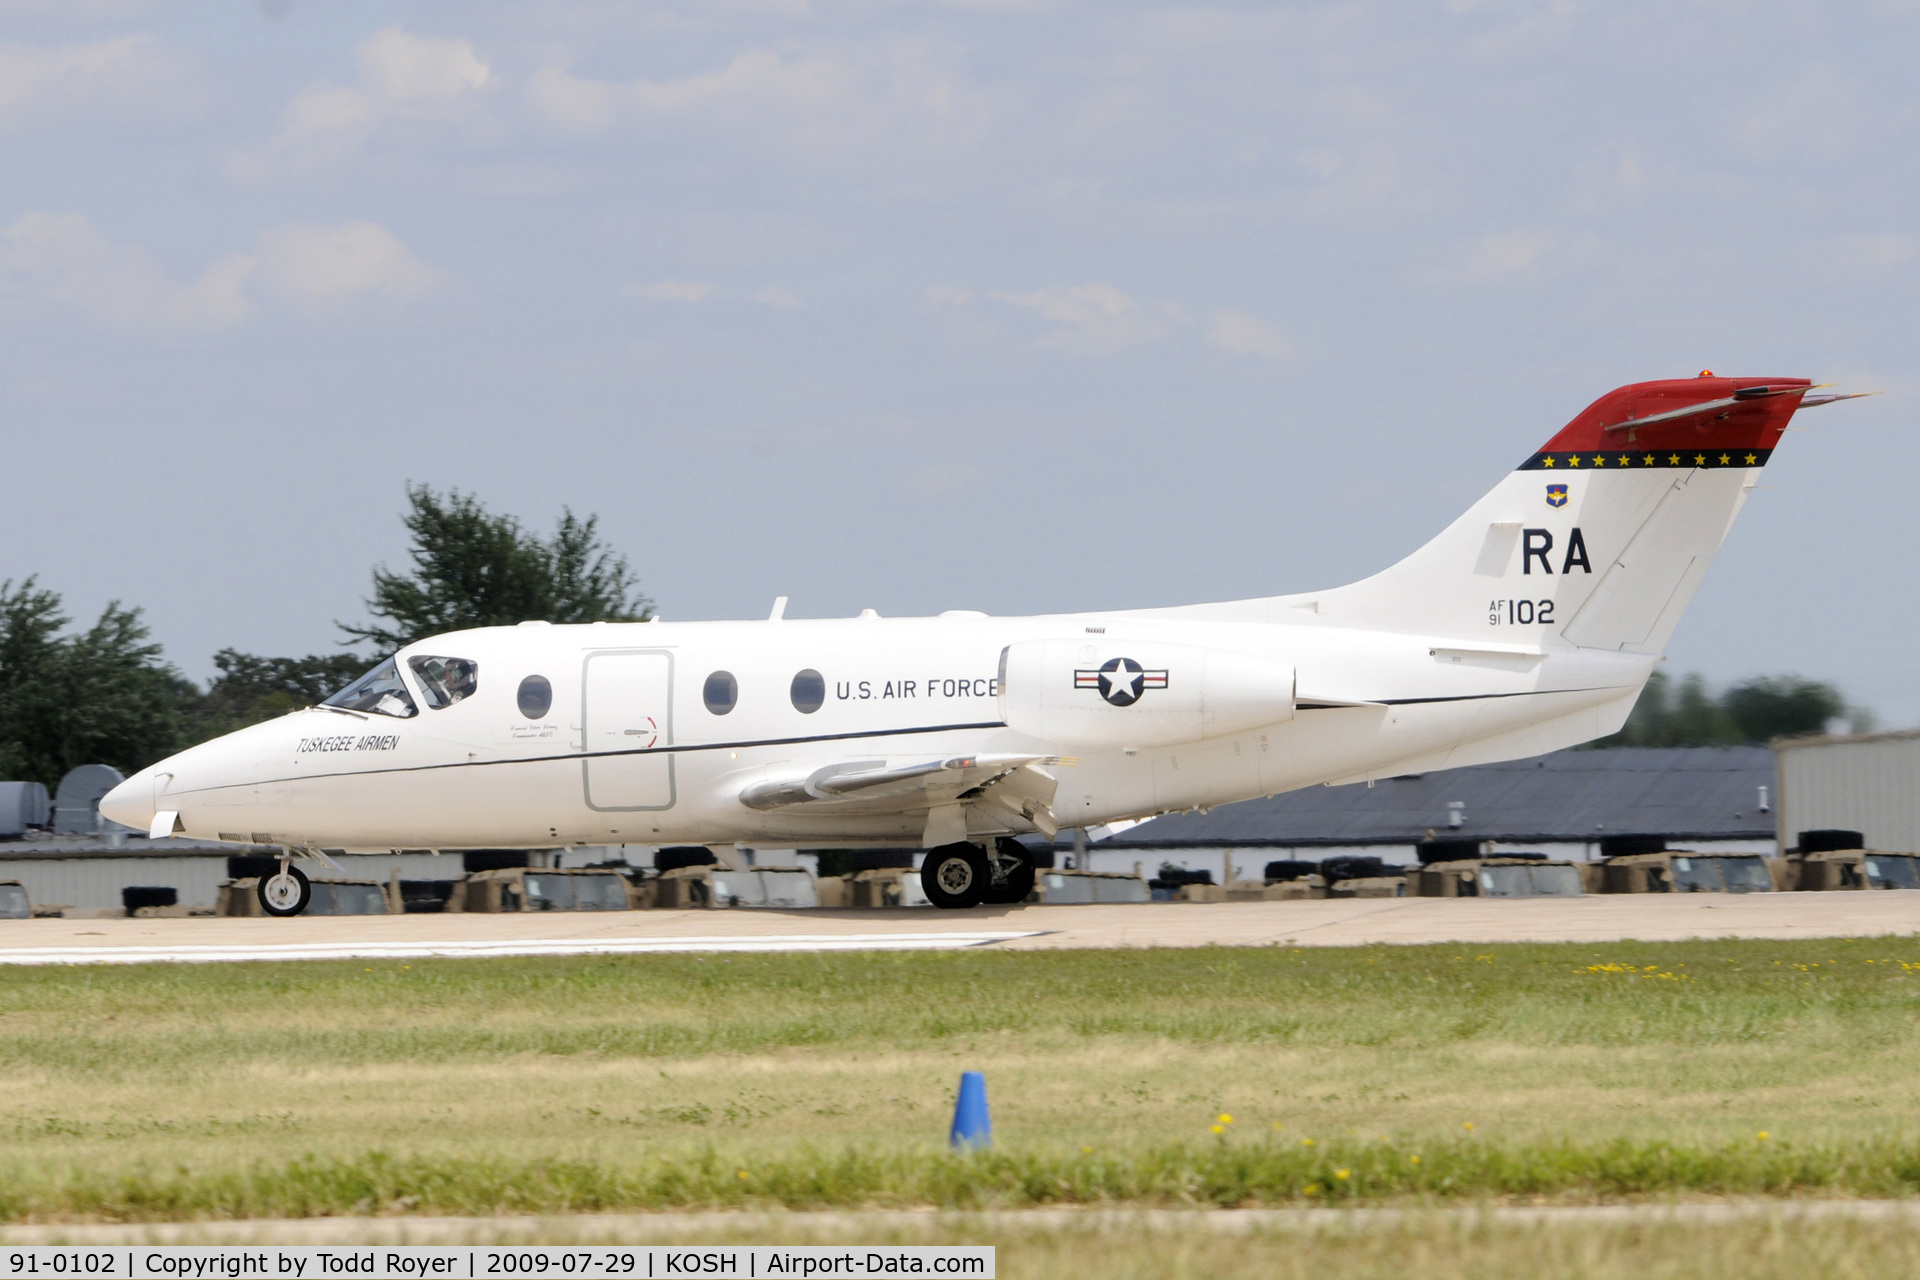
[582,650,675,811]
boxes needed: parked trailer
[1414,858,1585,898]
[1601,851,1778,894]
[1795,848,1920,890]
[461,867,634,912]
[1035,870,1151,904]
[654,865,821,909]
[848,867,927,908]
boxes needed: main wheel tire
[258,864,311,917]
[921,842,988,909]
[983,839,1036,905]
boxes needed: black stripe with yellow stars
[1518,447,1774,472]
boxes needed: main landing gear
[257,855,312,917]
[921,837,1036,910]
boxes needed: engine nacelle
[997,640,1295,749]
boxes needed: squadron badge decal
[1545,483,1568,508]
[1074,657,1169,707]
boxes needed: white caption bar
[0,1247,992,1280]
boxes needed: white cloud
[0,35,200,133]
[1831,234,1915,276]
[527,50,842,128]
[1206,310,1294,361]
[0,212,250,329]
[991,283,1176,354]
[629,280,714,302]
[754,286,803,309]
[251,221,440,307]
[524,41,1000,167]
[234,27,492,178]
[1739,66,1872,161]
[1432,230,1556,283]
[0,212,437,329]
[936,284,1290,360]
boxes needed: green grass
[5,938,1920,1219]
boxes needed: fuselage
[104,608,1652,852]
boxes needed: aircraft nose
[99,770,159,833]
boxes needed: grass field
[6,937,1920,1219]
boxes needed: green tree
[192,649,371,741]
[1591,669,1869,748]
[0,577,68,781]
[0,578,193,786]
[340,485,652,650]
[1722,675,1862,742]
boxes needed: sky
[2,0,1916,723]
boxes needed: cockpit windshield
[408,655,479,710]
[322,659,419,719]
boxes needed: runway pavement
[4,891,1920,963]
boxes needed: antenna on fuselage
[769,596,789,621]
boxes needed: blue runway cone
[950,1071,992,1150]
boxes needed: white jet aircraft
[103,373,1865,915]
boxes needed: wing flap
[738,755,1062,838]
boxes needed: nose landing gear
[257,856,312,917]
[921,837,1037,909]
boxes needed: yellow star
[1641,453,1655,465]
[1668,454,1681,465]
[1744,452,1757,465]
[1568,455,1581,467]
[1543,456,1556,467]
[1617,454,1631,467]
[1694,454,1706,466]
[1718,453,1730,465]
[1591,455,1605,467]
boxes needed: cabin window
[408,656,479,709]
[791,668,825,714]
[704,670,738,716]
[323,659,418,719]
[516,675,553,719]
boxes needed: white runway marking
[0,931,1043,966]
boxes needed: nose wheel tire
[921,842,989,909]
[258,864,311,917]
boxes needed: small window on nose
[517,675,553,719]
[704,670,738,715]
[790,669,825,714]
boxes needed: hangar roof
[1103,746,1775,849]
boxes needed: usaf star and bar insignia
[1518,447,1773,472]
[1074,657,1169,707]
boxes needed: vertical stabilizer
[1312,375,1814,652]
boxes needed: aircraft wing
[739,754,1062,841]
